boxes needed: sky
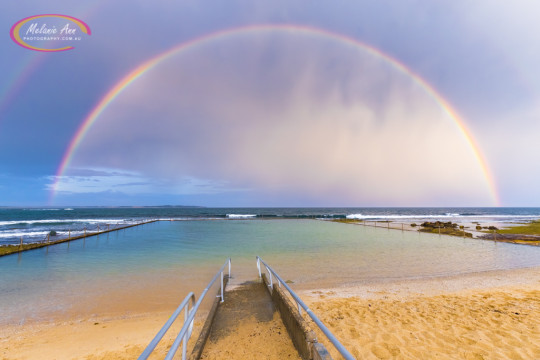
[1,0,540,207]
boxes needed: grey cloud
[70,32,495,205]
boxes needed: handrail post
[267,266,273,289]
[228,258,231,278]
[182,305,188,360]
[220,270,224,303]
[257,257,261,277]
[188,308,194,337]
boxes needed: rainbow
[51,24,500,205]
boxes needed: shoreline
[299,265,540,300]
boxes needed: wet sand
[2,267,539,359]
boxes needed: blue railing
[138,258,231,360]
[256,256,356,360]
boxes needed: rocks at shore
[420,221,457,229]
[418,221,472,237]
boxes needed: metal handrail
[138,292,196,359]
[256,256,356,360]
[139,258,231,360]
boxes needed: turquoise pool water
[1,220,540,325]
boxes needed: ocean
[1,207,540,325]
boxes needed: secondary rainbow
[51,24,500,205]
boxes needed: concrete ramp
[196,280,301,359]
[139,258,339,360]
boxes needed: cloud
[4,1,540,206]
[49,168,231,196]
[68,30,494,206]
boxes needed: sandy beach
[303,267,540,359]
[305,287,540,359]
[1,266,539,359]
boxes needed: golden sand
[1,268,539,359]
[0,311,212,360]
[305,287,540,359]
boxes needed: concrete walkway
[199,280,301,359]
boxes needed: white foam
[0,231,49,238]
[25,208,61,211]
[0,219,131,226]
[226,214,257,219]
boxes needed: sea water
[1,217,540,325]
